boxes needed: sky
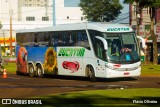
[64,0,129,23]
[113,0,129,23]
[64,0,80,7]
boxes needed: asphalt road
[0,74,160,98]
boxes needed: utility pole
[9,0,13,56]
[0,21,2,57]
[135,1,145,63]
[136,2,141,36]
[3,30,6,55]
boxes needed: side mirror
[137,36,146,49]
[95,36,108,50]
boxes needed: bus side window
[66,31,79,46]
[25,33,35,47]
[51,32,63,46]
[95,38,106,60]
[62,31,76,46]
[37,32,50,46]
[77,31,90,50]
[63,32,70,46]
[58,32,63,46]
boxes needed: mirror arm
[95,36,108,50]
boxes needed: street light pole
[53,0,56,26]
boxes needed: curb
[141,74,160,77]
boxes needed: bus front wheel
[37,65,44,78]
[88,66,96,82]
[28,64,35,78]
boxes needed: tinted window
[17,30,90,49]
[49,30,90,49]
[76,31,90,49]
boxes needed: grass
[0,88,159,107]
[41,88,160,98]
[3,62,16,73]
[141,64,160,76]
[33,88,160,107]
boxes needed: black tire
[28,64,35,78]
[16,71,21,75]
[88,66,96,82]
[37,65,44,78]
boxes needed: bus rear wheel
[16,71,20,75]
[37,65,44,78]
[88,66,96,82]
[29,64,35,78]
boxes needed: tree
[123,0,160,65]
[79,0,123,22]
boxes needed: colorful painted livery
[16,22,145,81]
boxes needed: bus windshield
[89,30,140,64]
[104,33,140,63]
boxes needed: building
[55,0,85,24]
[0,0,85,55]
[0,0,85,29]
[130,2,160,62]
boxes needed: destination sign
[107,28,130,32]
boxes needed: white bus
[16,22,145,81]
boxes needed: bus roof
[16,22,133,33]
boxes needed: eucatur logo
[58,48,85,57]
